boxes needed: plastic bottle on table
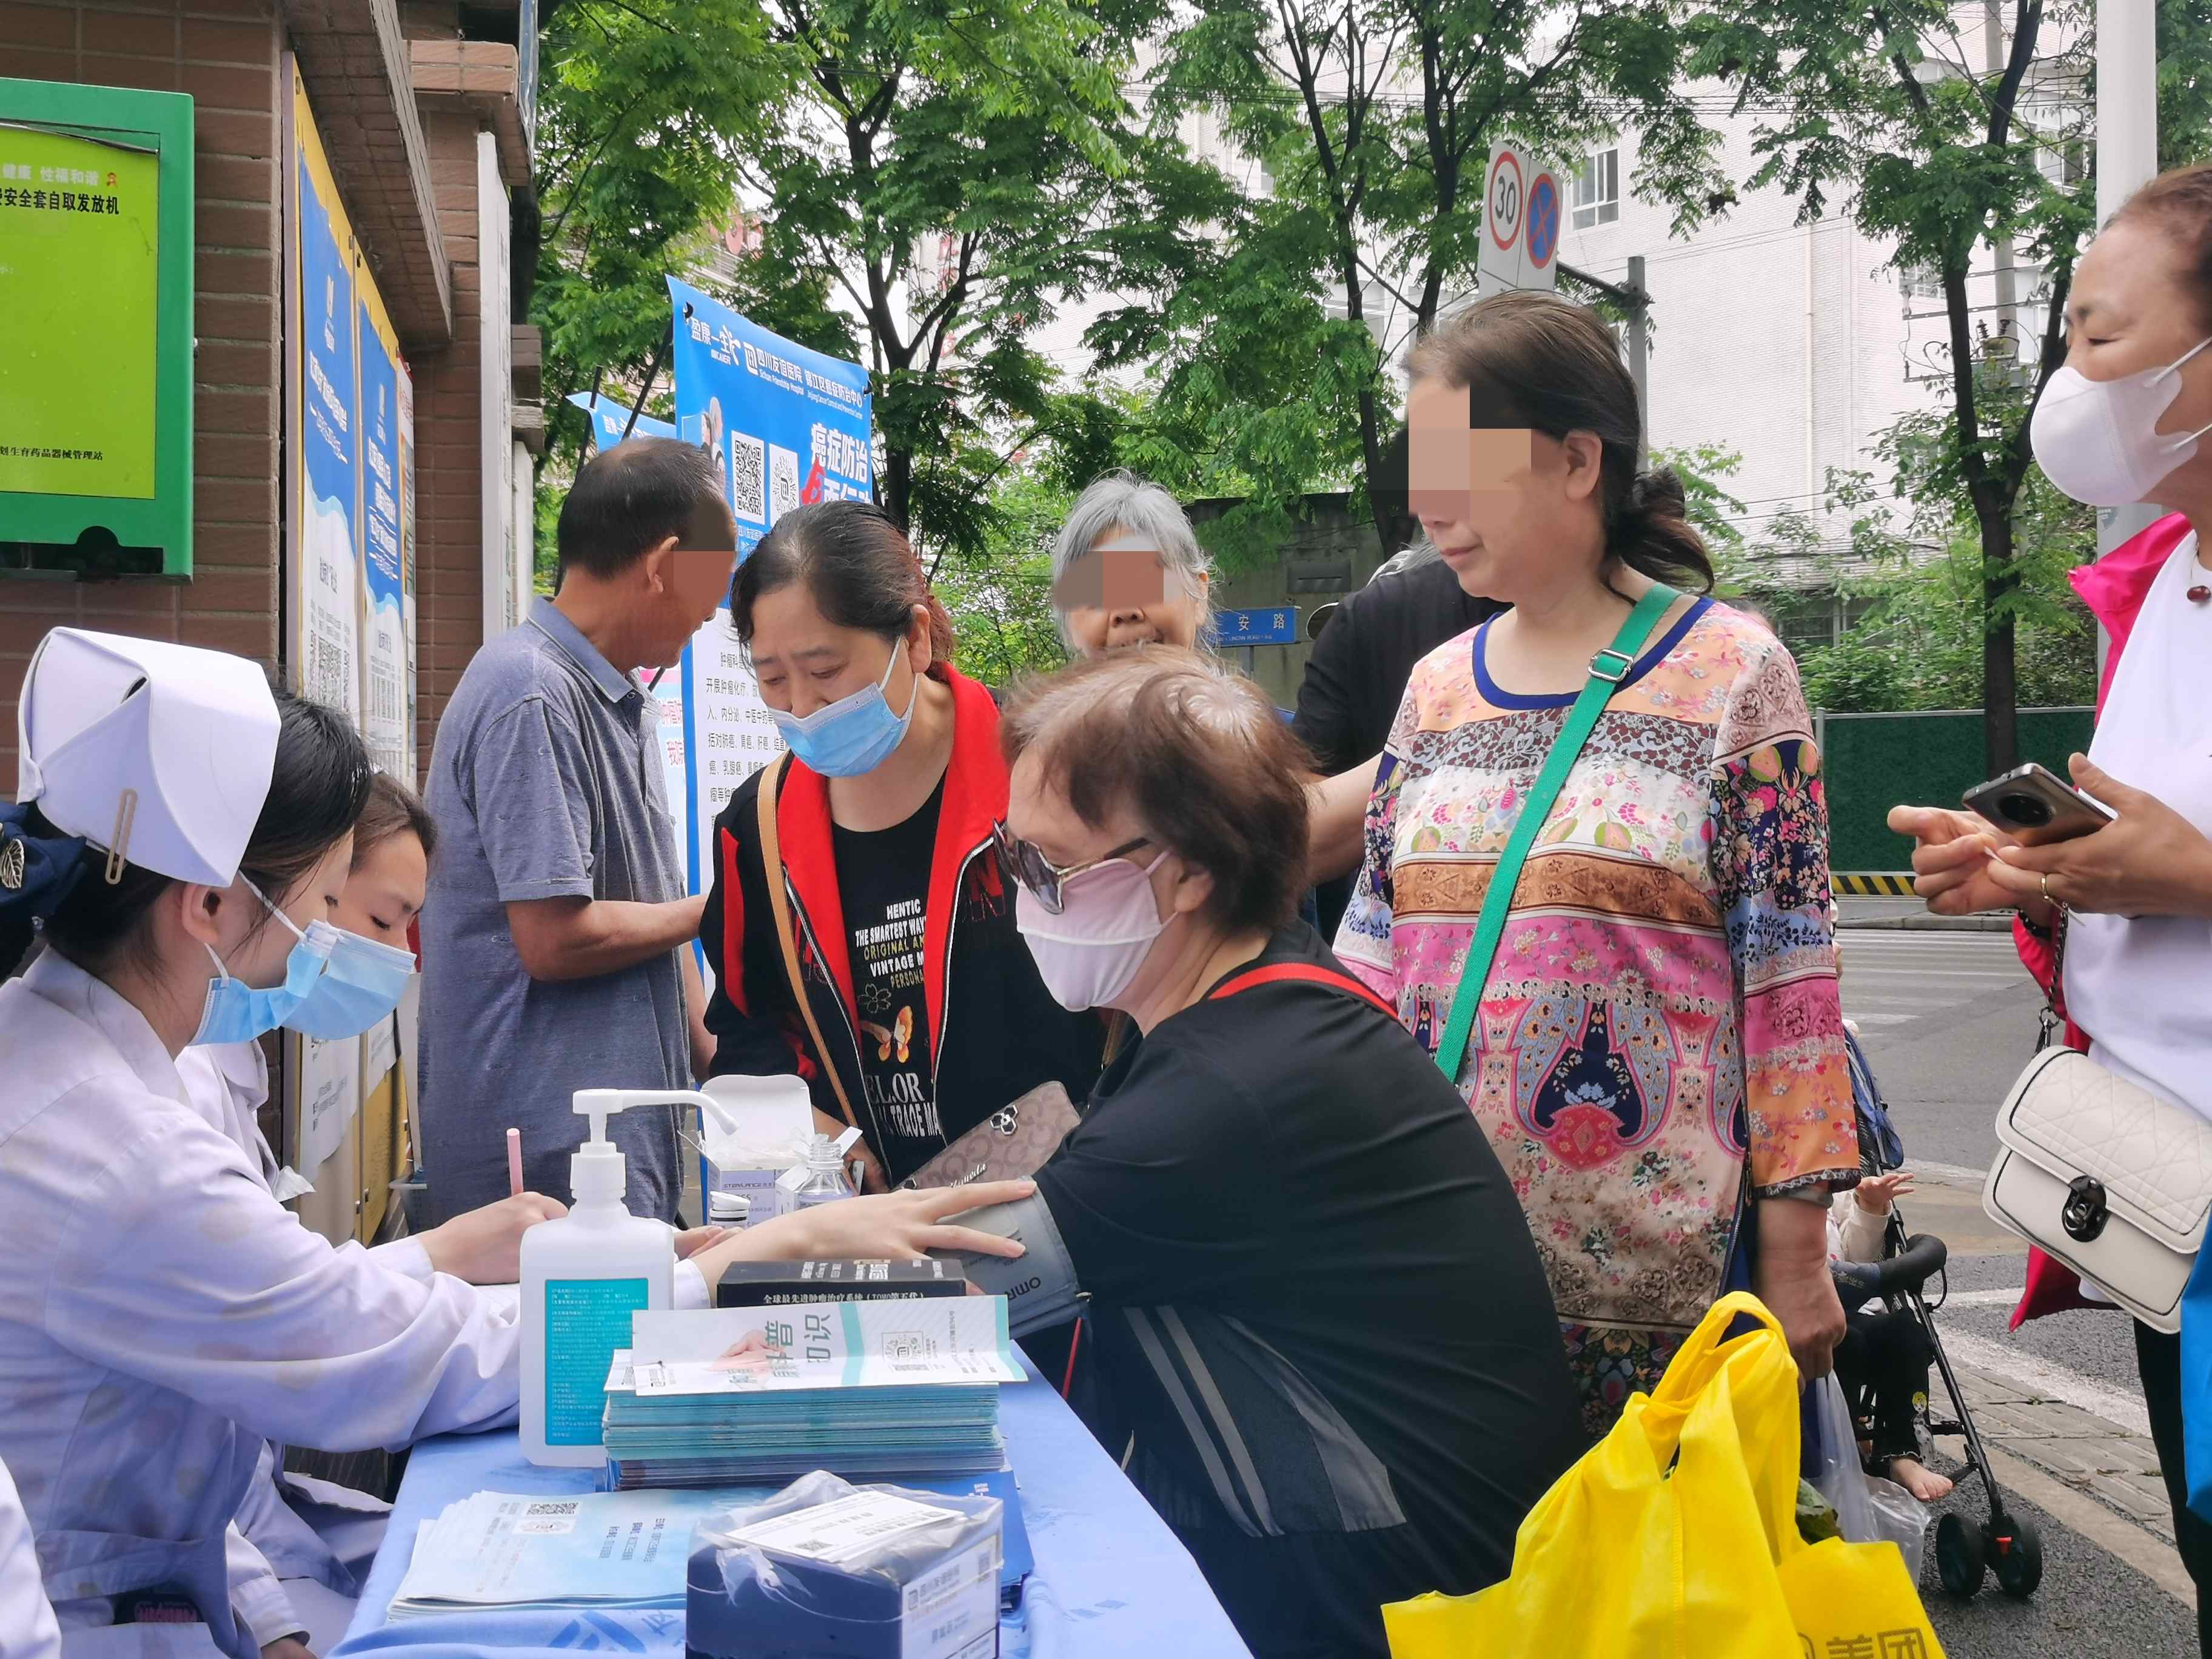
[787,1130,860,1210]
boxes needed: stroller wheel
[1988,1515,2044,1599]
[1936,1512,1987,1597]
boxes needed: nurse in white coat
[0,634,529,1658]
[0,630,1039,1659]
[177,771,640,1654]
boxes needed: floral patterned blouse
[1334,598,1858,1427]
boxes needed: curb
[1837,914,2013,933]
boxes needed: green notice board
[0,79,193,575]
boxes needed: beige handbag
[897,1079,1082,1192]
[1983,1046,2212,1333]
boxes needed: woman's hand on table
[417,1192,568,1283]
[684,1179,1038,1285]
[1884,804,2039,922]
[1984,755,2212,921]
[1754,1195,1847,1381]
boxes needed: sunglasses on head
[991,819,1151,915]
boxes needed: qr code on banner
[769,444,799,523]
[729,432,767,526]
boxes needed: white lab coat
[173,1042,450,1652]
[0,1454,61,1659]
[0,953,523,1659]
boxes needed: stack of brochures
[387,1487,742,1619]
[602,1298,1024,1490]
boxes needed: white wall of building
[1557,112,1937,551]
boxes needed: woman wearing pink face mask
[1890,162,2212,1649]
[950,648,1581,1659]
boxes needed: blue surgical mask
[285,927,417,1039]
[770,645,919,777]
[192,881,338,1047]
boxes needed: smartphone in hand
[1963,762,2115,846]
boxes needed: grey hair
[1369,532,1443,583]
[1051,470,1213,615]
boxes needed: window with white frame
[2022,102,2087,190]
[1573,147,1618,229]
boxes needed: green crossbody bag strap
[1431,583,1682,1085]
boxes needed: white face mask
[1015,848,1173,1011]
[2031,337,2212,507]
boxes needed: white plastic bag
[1861,1471,1929,1585]
[1808,1372,1929,1583]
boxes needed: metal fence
[1818,706,2096,875]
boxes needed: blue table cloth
[330,1350,1251,1658]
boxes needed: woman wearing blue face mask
[699,501,1106,1191]
[169,773,561,1654]
[0,638,526,1659]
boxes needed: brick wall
[1,0,286,775]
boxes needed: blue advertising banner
[669,276,873,558]
[568,390,677,450]
[293,92,358,727]
[358,279,407,780]
[662,279,874,985]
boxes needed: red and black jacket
[698,666,1104,1184]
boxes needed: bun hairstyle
[731,500,957,666]
[2,688,371,978]
[1403,290,1714,595]
[2112,163,2212,329]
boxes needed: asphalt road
[1840,929,2200,1657]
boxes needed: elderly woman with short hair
[1050,469,1378,886]
[943,647,1581,1659]
[1049,470,1215,654]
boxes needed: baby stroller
[1829,1027,2045,1600]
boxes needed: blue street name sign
[1215,606,1299,646]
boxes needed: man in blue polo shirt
[418,438,737,1222]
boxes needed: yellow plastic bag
[1384,1293,1945,1659]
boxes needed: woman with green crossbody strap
[1333,292,1860,1436]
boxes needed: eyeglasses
[991,819,1150,915]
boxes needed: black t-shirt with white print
[831,779,943,1173]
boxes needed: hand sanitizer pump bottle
[520,1088,695,1467]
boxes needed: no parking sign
[1478,141,1561,295]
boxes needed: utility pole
[1985,4,2020,366]
[1627,254,1650,467]
[2097,0,2159,679]
[1559,258,1652,464]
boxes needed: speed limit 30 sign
[1478,140,1561,295]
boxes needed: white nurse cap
[15,629,280,887]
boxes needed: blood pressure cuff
[946,1193,1084,1338]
